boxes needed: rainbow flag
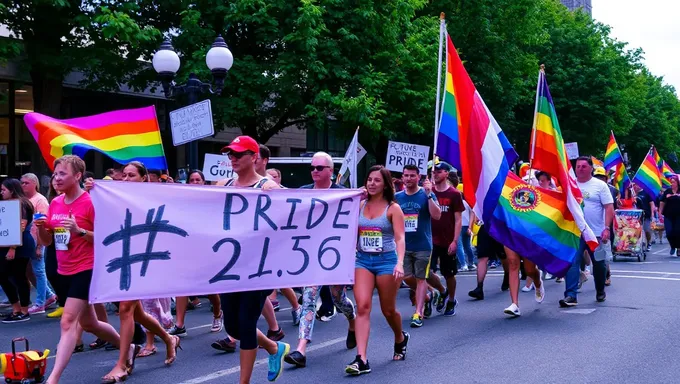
[612,162,631,196]
[632,147,663,199]
[490,172,581,276]
[529,69,598,252]
[591,157,604,168]
[661,160,675,188]
[24,106,167,170]
[603,132,623,170]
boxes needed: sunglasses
[227,151,254,159]
[310,165,331,172]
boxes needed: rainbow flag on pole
[612,162,631,196]
[662,161,675,179]
[633,147,663,199]
[603,131,623,170]
[24,106,168,170]
[529,68,598,254]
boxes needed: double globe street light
[152,35,234,171]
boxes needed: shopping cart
[613,209,646,262]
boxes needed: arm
[659,201,665,217]
[389,204,406,270]
[428,194,442,220]
[603,203,615,242]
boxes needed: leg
[94,303,108,323]
[415,278,427,317]
[353,268,375,362]
[26,260,37,290]
[504,248,521,305]
[208,294,222,318]
[47,298,90,383]
[426,273,446,295]
[31,255,48,307]
[590,251,607,295]
[280,288,299,309]
[564,241,585,300]
[318,285,334,316]
[414,251,432,317]
[330,285,355,329]
[132,303,176,362]
[296,286,320,354]
[174,296,188,328]
[375,274,404,342]
[261,298,281,333]
[457,235,467,269]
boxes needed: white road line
[612,275,680,281]
[188,323,212,331]
[611,270,680,275]
[177,336,347,384]
[561,308,596,314]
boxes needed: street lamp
[152,35,234,171]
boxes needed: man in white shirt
[560,157,614,307]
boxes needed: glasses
[310,165,331,172]
[227,151,254,159]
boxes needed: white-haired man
[21,173,57,314]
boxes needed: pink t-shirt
[29,193,49,244]
[47,192,95,275]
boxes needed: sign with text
[565,142,579,160]
[89,181,360,303]
[169,100,215,146]
[0,200,21,246]
[202,153,234,182]
[386,141,430,175]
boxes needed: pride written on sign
[89,181,360,303]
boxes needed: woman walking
[346,165,408,375]
[660,175,680,255]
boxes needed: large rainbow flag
[529,68,598,255]
[603,132,623,170]
[24,106,167,170]
[633,147,663,198]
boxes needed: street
[3,243,680,384]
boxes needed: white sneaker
[544,273,553,280]
[535,279,545,304]
[211,311,223,333]
[503,303,521,317]
[521,283,534,292]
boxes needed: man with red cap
[215,136,290,383]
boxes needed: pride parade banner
[88,181,360,303]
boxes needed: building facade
[560,0,593,15]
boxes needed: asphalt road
[2,242,680,384]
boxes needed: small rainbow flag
[591,157,604,168]
[603,131,623,170]
[633,147,663,199]
[612,162,631,196]
[24,106,167,170]
[660,160,675,188]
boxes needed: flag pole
[350,126,359,189]
[433,12,446,156]
[529,64,545,168]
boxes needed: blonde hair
[21,173,40,192]
[53,155,86,176]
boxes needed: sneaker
[424,291,438,319]
[211,312,223,333]
[410,313,423,328]
[544,273,554,280]
[169,325,187,337]
[47,307,64,318]
[292,307,302,326]
[671,248,676,256]
[596,291,606,302]
[559,296,578,308]
[468,287,484,300]
[346,329,356,349]
[555,277,564,283]
[2,313,30,323]
[44,296,58,309]
[28,304,46,315]
[211,337,236,353]
[267,328,285,342]
[503,303,521,317]
[317,308,336,322]
[469,264,477,271]
[267,341,289,381]
[436,289,448,313]
[489,261,498,269]
[535,280,545,304]
[443,299,458,316]
[459,265,469,272]
[271,300,280,312]
[345,355,371,375]
[283,350,306,368]
[521,283,534,292]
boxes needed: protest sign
[386,141,430,175]
[0,200,21,246]
[169,100,215,146]
[202,153,234,181]
[89,181,360,303]
[565,142,579,160]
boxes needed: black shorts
[475,225,506,260]
[432,245,457,278]
[60,269,93,301]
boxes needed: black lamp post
[152,35,234,171]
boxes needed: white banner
[89,182,361,303]
[202,153,234,181]
[386,140,430,175]
[0,200,22,246]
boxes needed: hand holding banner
[89,181,360,303]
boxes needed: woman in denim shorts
[345,165,409,376]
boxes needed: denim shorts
[356,250,398,276]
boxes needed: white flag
[338,128,363,188]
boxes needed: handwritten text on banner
[89,181,361,303]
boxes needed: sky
[592,0,680,93]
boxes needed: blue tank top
[357,202,395,253]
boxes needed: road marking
[612,275,680,281]
[177,336,346,384]
[611,270,680,275]
[560,308,596,314]
[188,323,212,331]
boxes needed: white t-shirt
[461,200,472,227]
[577,177,614,235]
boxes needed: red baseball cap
[221,136,259,154]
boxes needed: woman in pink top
[35,156,124,384]
[87,161,180,383]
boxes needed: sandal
[392,331,410,361]
[74,343,85,353]
[90,338,107,350]
[127,344,141,375]
[165,335,182,366]
[101,371,128,383]
[136,346,157,358]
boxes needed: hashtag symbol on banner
[103,205,189,291]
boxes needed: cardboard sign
[565,142,579,160]
[386,141,430,175]
[169,100,215,146]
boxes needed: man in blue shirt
[396,164,441,327]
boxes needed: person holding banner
[346,165,408,375]
[85,161,181,383]
[216,136,290,383]
[35,156,124,384]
